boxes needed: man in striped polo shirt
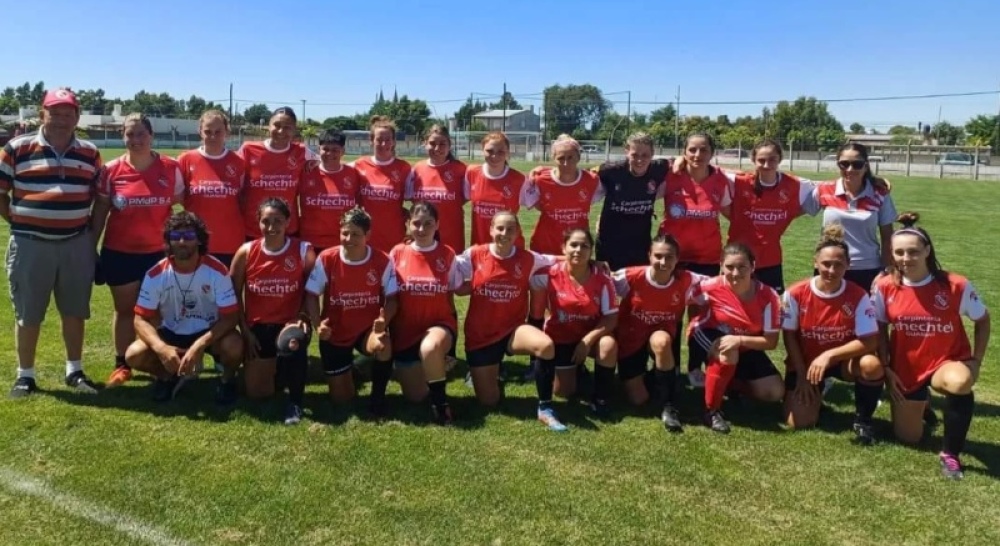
[0,88,102,397]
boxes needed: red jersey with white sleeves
[456,244,558,350]
[781,277,877,365]
[241,238,311,326]
[522,167,602,255]
[177,148,246,254]
[133,255,238,336]
[466,164,529,247]
[353,156,410,253]
[530,262,618,345]
[238,140,313,238]
[871,273,986,394]
[689,276,781,337]
[727,172,818,268]
[299,164,360,249]
[305,245,396,347]
[389,241,464,351]
[406,159,468,252]
[99,154,184,253]
[613,267,702,357]
[658,167,732,264]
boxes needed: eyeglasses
[837,160,866,170]
[168,229,197,242]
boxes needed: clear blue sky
[7,0,999,130]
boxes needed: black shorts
[754,264,785,294]
[681,262,720,277]
[319,333,371,376]
[249,323,285,359]
[903,380,932,402]
[101,248,163,287]
[393,325,456,364]
[210,253,235,269]
[596,240,649,271]
[783,366,845,392]
[465,334,514,368]
[689,327,780,381]
[539,343,585,371]
[618,348,651,381]
[157,327,218,358]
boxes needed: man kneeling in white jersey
[126,211,244,403]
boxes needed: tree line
[2,80,997,151]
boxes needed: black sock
[854,379,884,423]
[428,379,447,407]
[527,316,544,330]
[369,359,392,403]
[283,353,308,407]
[672,322,684,372]
[686,334,704,373]
[115,355,129,370]
[535,359,556,407]
[655,368,677,405]
[943,392,975,456]
[593,365,615,403]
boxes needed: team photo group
[0,88,990,481]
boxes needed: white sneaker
[688,369,706,389]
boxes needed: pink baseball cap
[42,88,79,110]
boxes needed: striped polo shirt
[0,132,102,240]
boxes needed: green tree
[769,96,844,150]
[964,114,999,151]
[849,122,865,133]
[243,104,273,126]
[931,121,964,146]
[649,104,677,125]
[542,84,610,140]
[321,116,362,131]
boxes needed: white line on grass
[0,467,192,546]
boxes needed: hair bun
[820,222,845,244]
[896,211,920,228]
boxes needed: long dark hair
[404,200,441,243]
[651,233,682,279]
[892,211,947,285]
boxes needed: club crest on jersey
[389,171,401,183]
[934,292,950,311]
[671,293,681,305]
[778,189,790,204]
[344,177,354,189]
[513,263,524,279]
[669,203,686,218]
[443,171,454,183]
[434,257,447,273]
[283,257,298,272]
[578,189,589,202]
[250,158,259,166]
[647,181,657,194]
[225,164,237,178]
[158,176,169,188]
[501,185,513,199]
[556,310,568,322]
[112,194,127,210]
[841,303,855,317]
[201,284,211,294]
[288,156,299,169]
[366,269,379,286]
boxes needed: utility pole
[301,99,306,123]
[674,85,681,151]
[625,90,631,140]
[502,82,507,132]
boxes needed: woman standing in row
[299,129,360,253]
[353,116,410,254]
[465,132,530,248]
[407,124,468,252]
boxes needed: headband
[892,227,928,242]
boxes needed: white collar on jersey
[551,167,583,187]
[263,139,292,154]
[197,146,229,160]
[482,164,510,180]
[260,238,292,256]
[809,276,847,299]
[901,274,935,287]
[410,240,439,252]
[319,164,344,174]
[645,266,676,289]
[370,155,396,166]
[757,172,782,188]
[488,243,517,260]
[340,245,372,265]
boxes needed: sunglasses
[837,159,867,170]
[168,229,197,242]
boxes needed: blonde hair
[199,109,230,131]
[481,131,509,149]
[815,222,849,256]
[369,115,396,140]
[626,131,654,151]
[123,112,153,134]
[551,133,581,155]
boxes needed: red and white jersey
[727,172,818,268]
[406,159,468,252]
[241,238,312,326]
[299,164,361,249]
[389,241,464,351]
[456,244,558,350]
[352,156,410,253]
[689,276,781,337]
[781,277,877,365]
[613,267,702,357]
[465,164,529,247]
[522,167,602,255]
[872,273,986,393]
[305,245,396,347]
[177,148,246,255]
[238,140,314,238]
[658,167,733,265]
[134,255,238,336]
[530,262,617,345]
[98,154,184,253]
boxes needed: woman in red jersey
[406,124,468,253]
[529,228,618,431]
[872,212,990,480]
[177,110,246,268]
[92,113,185,388]
[231,197,317,425]
[304,207,397,416]
[688,242,783,434]
[781,224,885,445]
[237,107,317,240]
[466,132,530,248]
[388,201,465,425]
[353,116,411,253]
[612,234,703,434]
[455,211,557,407]
[299,129,361,253]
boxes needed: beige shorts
[5,232,95,326]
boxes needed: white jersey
[134,255,239,335]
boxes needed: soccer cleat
[65,371,98,394]
[152,378,177,402]
[432,404,454,426]
[105,366,132,388]
[703,410,731,434]
[367,398,388,421]
[661,405,684,433]
[852,421,876,446]
[214,380,238,405]
[939,452,964,480]
[589,399,611,420]
[537,407,568,432]
[9,377,37,399]
[688,369,706,388]
[284,403,303,426]
[171,374,193,400]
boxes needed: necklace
[172,262,198,316]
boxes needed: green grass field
[1,150,999,545]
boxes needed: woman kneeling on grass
[304,207,397,418]
[872,212,990,480]
[781,223,884,445]
[529,228,618,431]
[231,197,317,425]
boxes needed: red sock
[704,360,737,411]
